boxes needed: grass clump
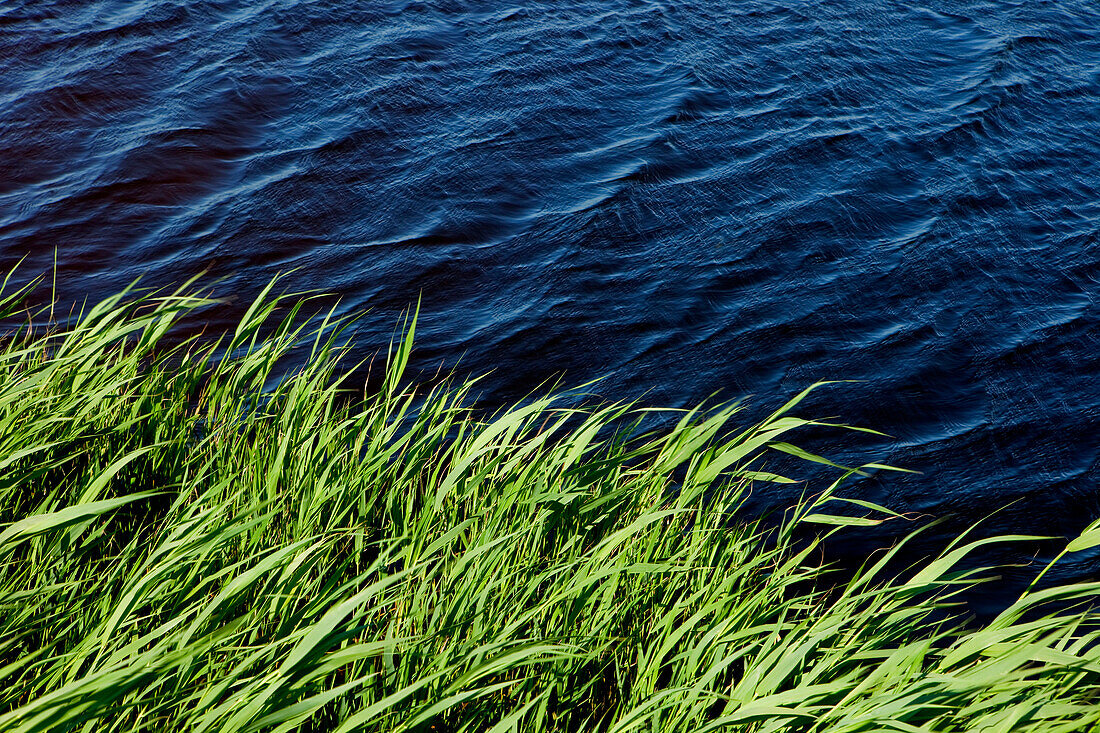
[2,275,1100,732]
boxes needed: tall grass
[2,275,1100,732]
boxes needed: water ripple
[2,0,1100,581]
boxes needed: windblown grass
[2,275,1100,732]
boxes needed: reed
[2,274,1100,732]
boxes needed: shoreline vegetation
[3,274,1100,732]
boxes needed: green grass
[2,274,1100,732]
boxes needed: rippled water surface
[3,0,1100,579]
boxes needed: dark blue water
[3,0,1100,588]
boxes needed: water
[3,0,1100,592]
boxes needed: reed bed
[2,275,1100,732]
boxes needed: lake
[3,0,1099,595]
